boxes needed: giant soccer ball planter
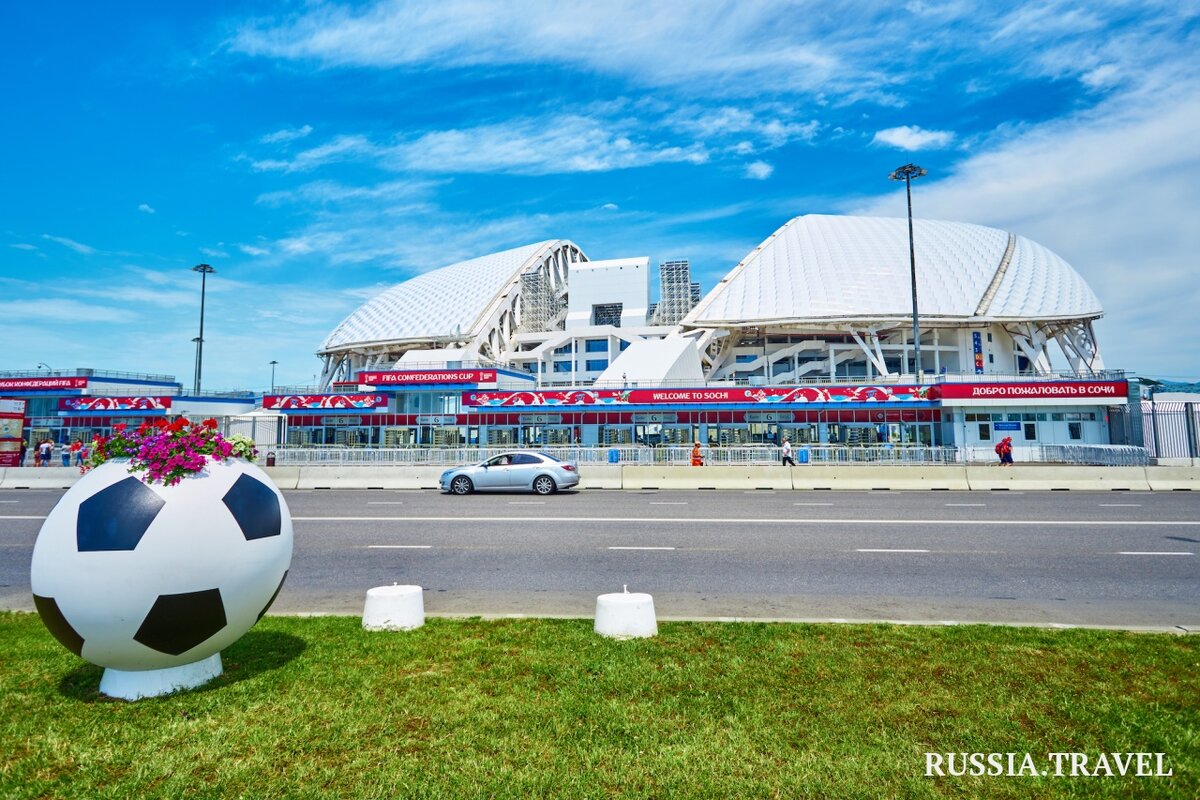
[30,459,292,699]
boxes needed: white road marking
[291,516,1200,527]
[367,501,405,505]
[1118,551,1193,556]
[0,515,48,520]
[1100,503,1141,507]
[650,501,688,505]
[608,546,676,550]
[856,548,930,553]
[945,503,986,507]
[508,501,546,505]
[0,500,17,503]
[793,502,833,506]
[366,545,432,549]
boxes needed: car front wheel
[532,475,556,495]
[450,475,474,495]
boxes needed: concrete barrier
[0,467,80,489]
[261,466,301,490]
[790,466,970,491]
[622,465,792,490]
[295,466,444,489]
[577,465,622,490]
[1144,466,1200,491]
[966,466,1152,491]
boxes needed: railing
[266,443,1150,467]
[0,368,177,383]
[962,444,1150,466]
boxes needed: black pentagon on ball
[33,594,84,656]
[222,474,281,541]
[257,570,288,621]
[77,476,165,551]
[134,588,227,656]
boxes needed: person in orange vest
[691,440,704,466]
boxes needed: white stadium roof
[321,241,558,352]
[684,215,1102,327]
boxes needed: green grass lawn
[1,612,1196,799]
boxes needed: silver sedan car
[440,451,580,495]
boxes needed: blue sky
[2,1,1198,390]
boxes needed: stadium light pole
[888,163,927,384]
[192,263,215,395]
[269,360,279,393]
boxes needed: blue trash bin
[796,448,810,464]
[608,448,620,464]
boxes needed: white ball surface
[31,459,293,670]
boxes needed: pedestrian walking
[37,439,52,468]
[995,436,1014,466]
[690,440,704,467]
[781,437,796,467]
[18,439,27,467]
[69,439,83,466]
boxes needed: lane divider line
[366,545,432,549]
[291,516,1200,526]
[856,548,930,553]
[1118,551,1193,556]
[608,546,676,550]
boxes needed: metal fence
[264,443,1147,467]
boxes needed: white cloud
[200,247,230,258]
[848,76,1200,378]
[601,202,619,211]
[9,243,37,251]
[261,124,314,144]
[871,125,955,150]
[1081,64,1120,89]
[250,117,707,177]
[256,178,439,206]
[41,234,96,254]
[0,299,134,323]
[249,134,377,173]
[138,203,156,214]
[238,244,271,256]
[229,1,840,96]
[744,161,774,180]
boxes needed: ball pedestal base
[99,653,223,700]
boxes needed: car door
[507,453,543,489]
[474,455,514,489]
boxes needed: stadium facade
[0,214,1140,461]
[294,214,1127,451]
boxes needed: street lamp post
[192,263,215,395]
[888,163,927,384]
[269,360,279,393]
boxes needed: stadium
[294,214,1127,452]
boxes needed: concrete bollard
[362,584,425,631]
[594,586,657,639]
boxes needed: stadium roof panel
[684,214,1102,326]
[321,241,557,351]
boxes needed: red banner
[263,394,387,410]
[0,377,88,391]
[0,399,26,467]
[464,385,933,407]
[360,370,497,386]
[59,396,173,412]
[936,381,1126,400]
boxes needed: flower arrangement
[84,417,258,486]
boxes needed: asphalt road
[3,489,1198,628]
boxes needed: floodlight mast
[192,263,216,395]
[888,163,927,384]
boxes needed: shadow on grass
[57,630,307,702]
